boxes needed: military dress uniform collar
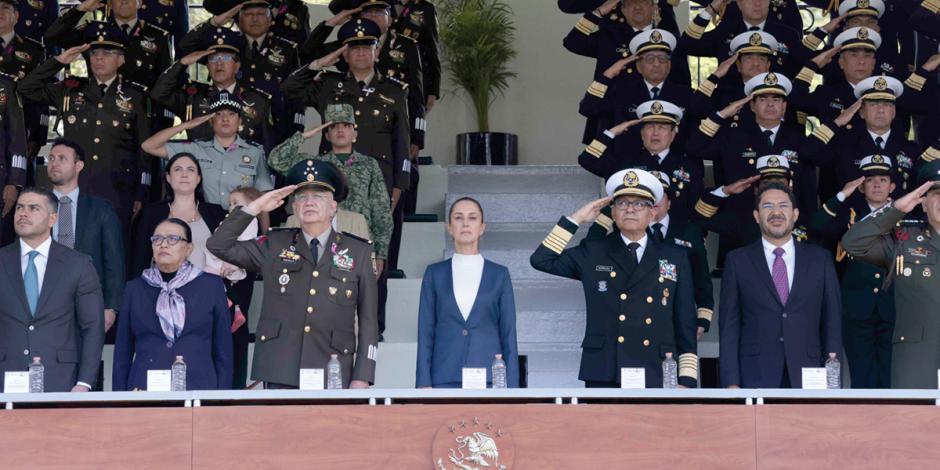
[868,129,890,143]
[0,31,14,47]
[347,69,378,87]
[302,227,332,262]
[212,135,248,152]
[620,232,648,260]
[744,20,766,31]
[215,84,237,94]
[245,33,268,49]
[115,18,138,32]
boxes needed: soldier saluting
[207,160,378,389]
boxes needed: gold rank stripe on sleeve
[921,0,940,13]
[922,146,940,162]
[696,308,713,323]
[541,224,574,255]
[595,213,613,232]
[697,79,717,97]
[904,73,927,92]
[575,16,599,35]
[586,80,608,98]
[685,19,706,39]
[678,353,699,378]
[802,34,823,50]
[822,202,837,217]
[796,67,816,84]
[695,199,718,218]
[811,123,835,144]
[698,117,720,137]
[585,139,607,158]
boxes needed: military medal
[903,267,912,277]
[329,286,338,296]
[346,290,352,298]
[278,274,290,285]
[331,243,355,271]
[67,115,76,124]
[924,268,932,278]
[243,155,252,164]
[597,281,607,292]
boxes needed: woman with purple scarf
[113,218,233,391]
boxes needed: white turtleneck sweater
[452,253,484,321]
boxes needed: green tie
[24,250,39,315]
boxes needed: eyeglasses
[89,49,122,58]
[207,55,236,63]
[640,54,671,64]
[150,235,189,246]
[758,202,792,211]
[613,199,653,210]
[294,192,331,203]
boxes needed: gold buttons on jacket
[309,289,316,295]
[873,287,879,293]
[617,336,624,343]
[646,296,653,304]
[645,318,652,325]
[304,326,311,333]
[306,306,313,313]
[94,137,100,143]
[620,293,627,300]
[313,271,320,277]
[92,155,99,161]
[610,271,617,278]
[643,339,650,346]
[260,335,266,341]
[874,273,881,279]
[619,314,626,321]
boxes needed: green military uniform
[268,122,392,259]
[842,161,940,389]
[19,22,151,224]
[281,18,411,197]
[206,160,379,388]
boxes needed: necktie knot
[60,195,72,204]
[875,136,884,148]
[121,24,130,35]
[99,83,108,94]
[650,86,660,98]
[773,247,785,258]
[651,223,664,242]
[627,242,640,252]
[748,25,760,31]
[27,250,39,262]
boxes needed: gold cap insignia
[873,77,887,91]
[764,73,778,86]
[98,35,105,41]
[306,174,315,182]
[217,38,224,45]
[858,27,869,40]
[306,160,313,166]
[768,156,781,167]
[872,155,884,163]
[624,171,639,187]
[651,101,663,114]
[650,30,662,43]
[749,32,762,46]
[858,0,870,8]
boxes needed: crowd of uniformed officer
[561,0,940,388]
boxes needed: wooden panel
[0,407,192,469]
[757,405,940,469]
[193,404,755,469]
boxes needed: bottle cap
[495,354,503,359]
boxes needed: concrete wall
[305,2,692,165]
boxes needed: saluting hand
[608,119,641,137]
[839,176,866,199]
[602,55,639,80]
[182,113,215,129]
[569,196,612,225]
[923,53,940,73]
[723,175,760,195]
[76,0,104,12]
[55,44,90,65]
[820,14,846,34]
[811,45,842,69]
[247,185,298,214]
[326,7,363,27]
[596,0,621,16]
[302,121,333,139]
[894,181,935,213]
[211,3,242,27]
[1,185,15,217]
[718,95,752,119]
[311,45,348,70]
[180,49,214,66]
[713,52,738,79]
[834,99,862,127]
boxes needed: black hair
[19,187,59,213]
[157,217,193,243]
[49,138,85,162]
[164,152,206,203]
[448,197,484,223]
[755,181,797,208]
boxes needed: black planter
[456,132,518,165]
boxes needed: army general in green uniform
[842,161,940,388]
[207,159,379,389]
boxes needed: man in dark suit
[719,182,842,388]
[46,138,124,336]
[0,187,104,392]
[531,168,698,388]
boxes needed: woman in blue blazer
[416,198,519,388]
[114,218,233,391]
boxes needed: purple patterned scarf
[142,261,203,343]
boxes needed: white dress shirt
[620,233,648,262]
[760,124,781,145]
[869,129,891,148]
[20,237,52,293]
[761,237,795,290]
[651,148,671,165]
[52,187,79,243]
[650,214,670,239]
[452,253,484,321]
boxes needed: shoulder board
[377,93,396,105]
[384,75,408,90]
[18,35,43,48]
[268,226,300,232]
[394,31,418,43]
[145,22,171,36]
[246,86,272,101]
[124,80,149,92]
[340,231,373,245]
[898,219,924,227]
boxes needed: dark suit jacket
[72,194,125,311]
[0,241,104,392]
[130,200,226,277]
[113,273,233,391]
[718,239,842,388]
[416,258,519,388]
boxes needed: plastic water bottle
[28,357,44,393]
[826,355,841,389]
[491,354,507,389]
[171,356,187,391]
[662,353,678,389]
[327,354,343,390]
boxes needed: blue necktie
[24,251,39,316]
[311,239,319,265]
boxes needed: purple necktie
[772,247,789,305]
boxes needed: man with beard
[719,182,843,388]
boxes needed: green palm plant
[439,0,517,133]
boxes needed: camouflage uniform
[268,122,393,259]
